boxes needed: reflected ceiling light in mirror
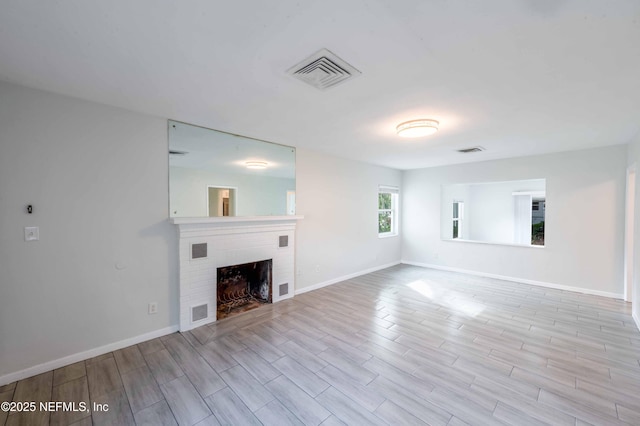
[396,119,439,138]
[245,161,268,169]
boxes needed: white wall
[295,149,402,291]
[170,167,294,217]
[0,82,177,380]
[0,81,403,382]
[403,145,627,297]
[627,133,640,327]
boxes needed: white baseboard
[0,325,178,387]
[295,261,402,295]
[3,260,626,386]
[402,260,624,300]
[633,311,640,332]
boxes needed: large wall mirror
[169,120,296,217]
[441,178,546,247]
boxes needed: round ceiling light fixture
[245,161,268,169]
[396,119,439,138]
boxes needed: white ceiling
[1,0,639,170]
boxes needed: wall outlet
[148,302,158,314]
[24,227,39,242]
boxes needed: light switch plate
[24,227,39,241]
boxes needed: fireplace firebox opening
[216,259,272,320]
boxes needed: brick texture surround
[172,216,302,331]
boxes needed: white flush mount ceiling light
[245,161,268,169]
[396,119,439,138]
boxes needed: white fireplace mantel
[171,215,304,226]
[172,215,303,331]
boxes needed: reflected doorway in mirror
[207,186,237,217]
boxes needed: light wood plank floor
[2,264,640,425]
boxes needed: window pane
[378,211,392,233]
[453,220,459,239]
[379,193,392,209]
[453,202,459,219]
[531,199,545,245]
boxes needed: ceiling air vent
[287,48,361,90]
[457,146,485,154]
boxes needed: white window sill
[378,233,399,239]
[444,238,545,249]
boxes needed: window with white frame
[453,200,464,239]
[378,186,399,237]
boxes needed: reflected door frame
[207,185,238,217]
[625,165,636,303]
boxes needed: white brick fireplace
[172,216,302,331]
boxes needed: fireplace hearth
[217,259,272,319]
